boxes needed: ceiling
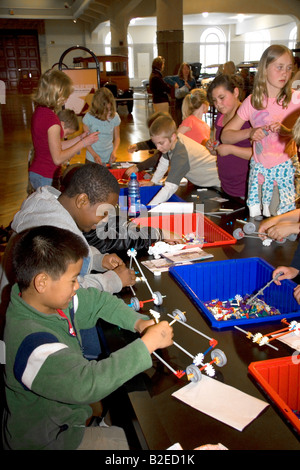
[0,0,260,32]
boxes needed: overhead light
[73,19,77,23]
[202,12,209,18]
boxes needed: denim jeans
[29,171,53,190]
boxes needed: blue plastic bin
[169,257,300,329]
[119,185,184,211]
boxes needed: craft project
[150,308,227,383]
[127,248,165,311]
[235,318,300,351]
[233,221,297,246]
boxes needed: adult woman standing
[149,56,171,113]
[165,62,197,125]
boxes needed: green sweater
[3,284,152,450]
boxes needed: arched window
[200,27,226,74]
[244,30,270,62]
[105,32,134,78]
[289,25,297,50]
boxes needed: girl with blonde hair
[29,69,99,190]
[178,88,210,145]
[83,87,121,165]
[222,45,300,217]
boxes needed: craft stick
[172,341,194,359]
[153,351,178,374]
[132,255,154,296]
[247,271,283,305]
[234,326,279,351]
[167,313,213,341]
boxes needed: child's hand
[134,318,155,334]
[268,122,290,136]
[114,264,136,287]
[216,143,231,156]
[161,229,185,244]
[128,144,138,153]
[205,139,218,155]
[141,321,174,354]
[109,152,117,164]
[139,180,154,186]
[272,266,299,285]
[80,131,90,139]
[93,154,102,165]
[83,131,99,146]
[250,127,268,142]
[294,285,300,304]
[262,222,299,241]
[124,165,138,177]
[102,253,123,270]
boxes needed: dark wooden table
[104,184,300,451]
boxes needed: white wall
[41,15,297,86]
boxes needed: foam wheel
[211,349,227,367]
[275,238,286,244]
[243,222,256,234]
[130,297,140,311]
[153,291,163,306]
[233,228,244,240]
[172,309,187,323]
[186,364,202,383]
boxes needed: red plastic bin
[133,212,237,248]
[249,356,300,433]
[109,168,147,182]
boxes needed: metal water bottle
[128,172,141,217]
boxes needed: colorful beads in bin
[204,294,281,322]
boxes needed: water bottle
[128,172,141,217]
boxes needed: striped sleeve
[14,332,68,390]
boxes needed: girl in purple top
[207,74,252,199]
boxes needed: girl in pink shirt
[29,69,99,190]
[178,88,210,145]
[222,45,300,217]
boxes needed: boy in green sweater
[3,225,173,450]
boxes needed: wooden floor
[0,92,153,229]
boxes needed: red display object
[249,356,300,433]
[133,213,237,248]
[109,168,147,182]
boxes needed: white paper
[272,331,300,351]
[172,375,268,431]
[167,443,183,450]
[148,202,194,213]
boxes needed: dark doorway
[0,30,41,94]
